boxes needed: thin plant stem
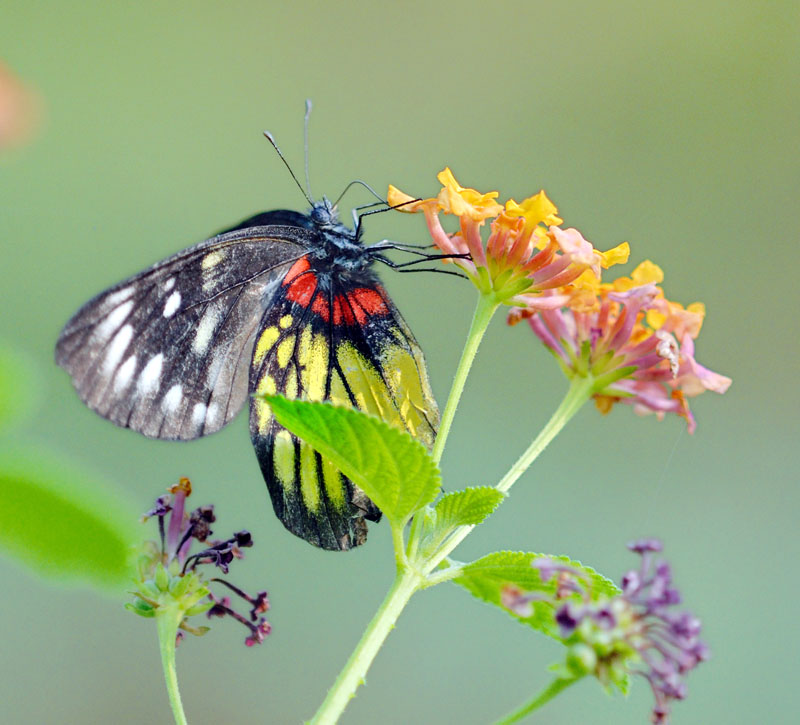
[495,676,581,724]
[495,375,595,493]
[422,375,595,575]
[431,293,499,466]
[157,608,188,725]
[407,293,498,560]
[309,568,421,725]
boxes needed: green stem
[422,375,595,575]
[407,293,498,561]
[157,608,188,725]
[309,568,421,725]
[495,375,594,494]
[431,293,499,466]
[495,676,581,724]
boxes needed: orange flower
[389,169,627,306]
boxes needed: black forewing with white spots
[55,223,313,440]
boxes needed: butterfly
[55,194,440,551]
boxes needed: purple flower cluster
[509,541,707,723]
[139,477,271,647]
[616,539,708,723]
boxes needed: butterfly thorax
[304,199,375,287]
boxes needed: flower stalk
[431,292,499,466]
[156,606,189,725]
[495,375,596,494]
[407,292,499,561]
[309,568,422,725]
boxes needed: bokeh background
[1,1,798,723]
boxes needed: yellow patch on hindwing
[283,368,298,399]
[382,343,437,448]
[276,334,296,368]
[272,430,295,492]
[336,341,401,426]
[279,314,293,329]
[254,374,277,432]
[298,331,329,401]
[299,443,320,512]
[253,326,280,367]
[321,456,345,509]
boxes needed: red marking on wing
[283,257,317,307]
[284,257,310,284]
[348,288,389,324]
[313,288,391,326]
[333,296,356,325]
[311,295,329,320]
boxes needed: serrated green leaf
[420,487,505,556]
[0,446,139,592]
[453,551,619,641]
[435,487,505,528]
[265,396,441,525]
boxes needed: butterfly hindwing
[249,256,439,550]
[56,225,311,440]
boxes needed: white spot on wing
[206,350,226,388]
[163,277,175,291]
[114,354,137,392]
[193,305,221,355]
[163,291,181,318]
[206,402,220,427]
[138,353,164,396]
[96,300,134,340]
[102,324,133,375]
[191,402,207,427]
[104,286,135,309]
[162,384,183,413]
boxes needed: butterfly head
[309,197,339,229]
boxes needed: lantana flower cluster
[128,477,271,647]
[503,540,707,724]
[389,170,730,432]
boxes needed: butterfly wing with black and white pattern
[56,222,312,441]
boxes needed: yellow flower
[504,191,563,236]
[388,169,625,305]
[435,168,503,221]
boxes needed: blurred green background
[1,1,797,723]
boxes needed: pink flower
[523,262,731,432]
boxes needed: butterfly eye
[310,206,329,225]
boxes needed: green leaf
[434,487,505,528]
[0,446,140,592]
[0,343,38,432]
[265,395,441,525]
[421,487,505,555]
[453,551,619,640]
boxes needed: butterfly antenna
[262,129,314,206]
[334,179,386,209]
[303,99,313,201]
